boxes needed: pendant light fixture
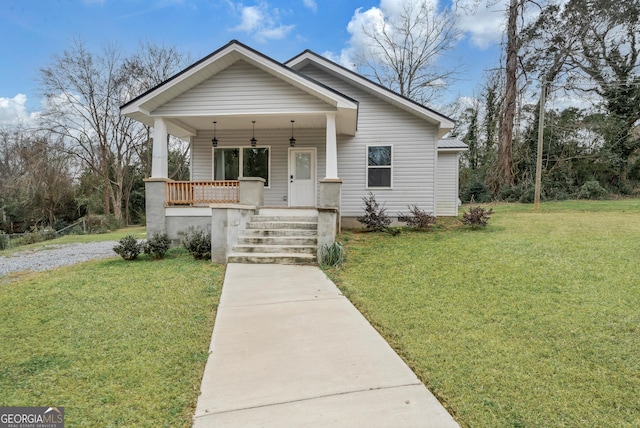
[289,120,296,147]
[211,121,218,147]
[250,121,257,147]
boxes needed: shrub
[182,227,211,260]
[357,192,392,232]
[0,231,8,250]
[113,235,143,260]
[144,232,171,259]
[11,227,57,247]
[499,184,522,202]
[577,180,608,200]
[461,180,492,203]
[518,186,535,204]
[85,215,110,234]
[461,206,494,229]
[398,205,436,230]
[319,241,345,268]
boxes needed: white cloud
[455,0,507,49]
[230,1,295,42]
[0,94,40,126]
[302,0,317,13]
[236,5,263,32]
[322,6,385,69]
[322,50,357,71]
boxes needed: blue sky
[0,0,506,125]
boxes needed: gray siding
[299,65,438,217]
[154,60,332,116]
[436,152,460,216]
[192,128,326,207]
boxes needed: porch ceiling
[162,111,356,139]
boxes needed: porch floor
[193,264,459,427]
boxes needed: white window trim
[365,144,393,189]
[212,145,272,188]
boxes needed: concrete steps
[227,208,318,265]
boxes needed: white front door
[289,148,316,207]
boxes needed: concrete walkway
[193,264,459,428]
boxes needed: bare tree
[355,0,462,104]
[0,126,75,228]
[39,40,127,219]
[38,40,188,223]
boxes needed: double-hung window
[214,147,270,186]
[367,145,392,188]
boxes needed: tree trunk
[496,0,519,190]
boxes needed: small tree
[461,206,494,229]
[357,192,392,232]
[398,205,436,230]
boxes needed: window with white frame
[367,145,392,188]
[214,147,270,186]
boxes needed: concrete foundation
[317,179,342,253]
[144,178,170,237]
[165,211,211,245]
[210,204,257,264]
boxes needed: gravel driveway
[0,241,119,277]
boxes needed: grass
[0,246,223,427]
[328,199,640,427]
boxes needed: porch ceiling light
[251,121,257,147]
[289,120,296,147]
[211,121,218,147]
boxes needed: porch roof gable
[120,40,359,137]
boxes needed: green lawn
[0,226,147,257]
[329,199,640,427]
[0,247,223,427]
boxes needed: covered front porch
[143,113,347,249]
[142,115,347,264]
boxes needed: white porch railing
[166,180,240,205]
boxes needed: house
[121,40,466,263]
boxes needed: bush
[84,215,110,234]
[577,180,608,200]
[357,192,392,232]
[461,206,494,229]
[518,186,535,204]
[0,231,8,250]
[113,235,143,261]
[10,227,57,247]
[182,227,211,260]
[398,205,436,230]
[319,241,345,268]
[144,232,171,259]
[461,180,492,203]
[499,184,522,202]
[546,187,571,201]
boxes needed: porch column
[325,113,339,179]
[152,118,169,178]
